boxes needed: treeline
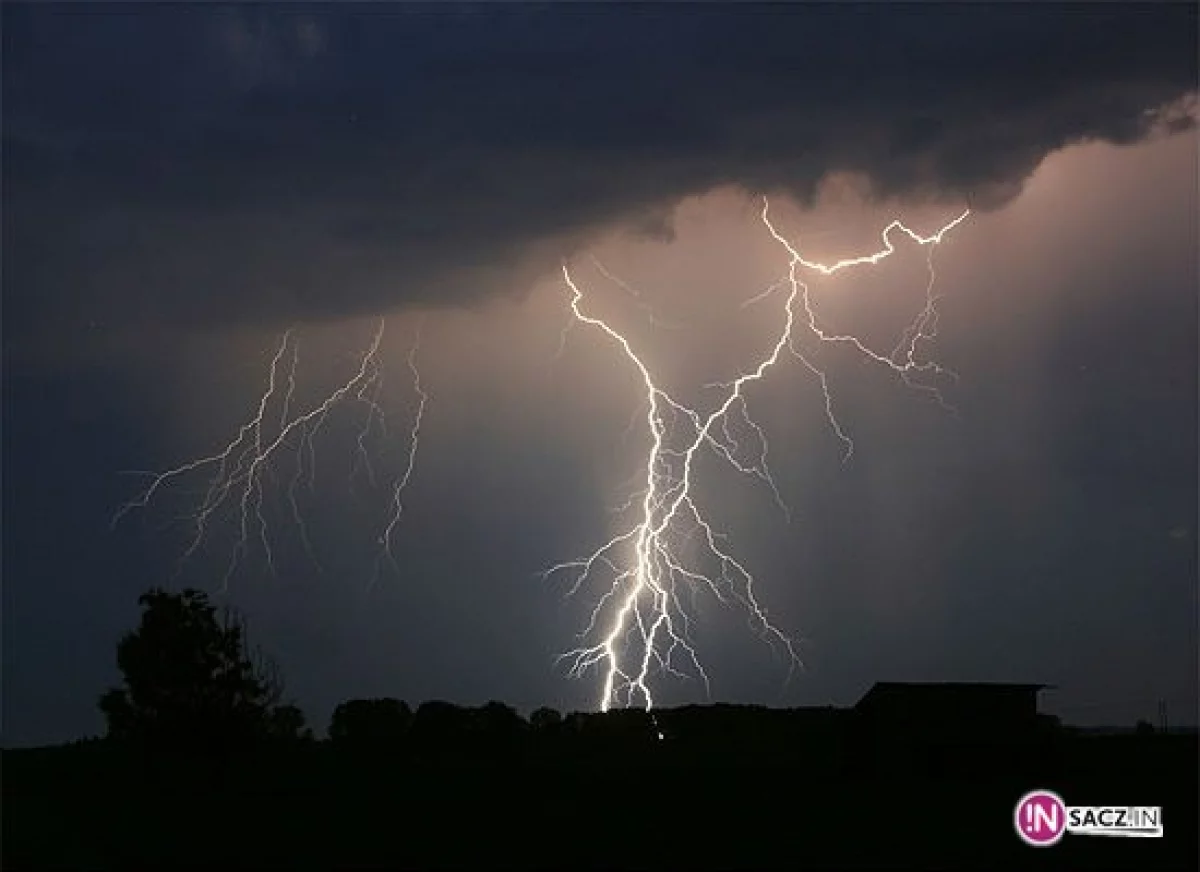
[325,697,823,754]
[330,697,570,749]
[94,587,1054,767]
[93,587,678,755]
[91,587,829,754]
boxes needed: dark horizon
[8,683,1195,869]
[8,680,1196,751]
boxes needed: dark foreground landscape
[5,706,1196,870]
[6,591,1195,869]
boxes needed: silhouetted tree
[329,698,413,746]
[98,588,303,751]
[470,700,527,748]
[270,704,314,744]
[411,700,472,749]
[530,706,562,732]
[1135,719,1156,736]
[563,712,589,735]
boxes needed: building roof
[855,682,1050,709]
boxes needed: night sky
[3,2,1197,746]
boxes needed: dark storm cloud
[3,2,1196,342]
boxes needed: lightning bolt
[545,196,969,712]
[113,191,965,716]
[113,318,429,594]
[371,319,429,590]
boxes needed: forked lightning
[544,196,969,711]
[114,194,968,715]
[112,320,428,591]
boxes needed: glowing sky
[3,3,1196,744]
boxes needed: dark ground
[4,716,1196,870]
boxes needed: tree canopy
[329,698,413,746]
[98,588,306,750]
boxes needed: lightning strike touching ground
[113,319,429,594]
[545,196,969,712]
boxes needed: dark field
[5,714,1196,870]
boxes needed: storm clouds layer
[4,2,1196,347]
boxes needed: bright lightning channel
[112,320,429,592]
[545,196,969,713]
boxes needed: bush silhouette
[530,706,562,732]
[410,699,472,748]
[329,698,413,747]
